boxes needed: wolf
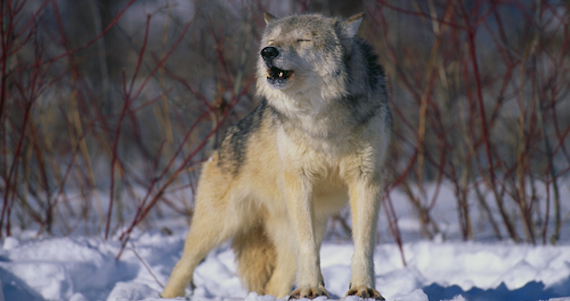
[161,12,391,300]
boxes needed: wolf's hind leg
[263,216,297,298]
[161,167,243,298]
[264,246,296,298]
[161,206,241,297]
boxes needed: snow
[1,232,570,301]
[1,183,570,301]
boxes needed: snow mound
[1,231,570,301]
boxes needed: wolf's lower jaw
[266,77,289,87]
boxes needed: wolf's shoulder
[217,99,276,174]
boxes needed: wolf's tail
[232,222,276,294]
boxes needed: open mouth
[266,66,293,84]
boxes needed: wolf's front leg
[346,174,385,300]
[282,170,329,299]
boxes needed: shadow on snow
[422,277,570,301]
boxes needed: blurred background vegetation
[1,0,569,249]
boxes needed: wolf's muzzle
[261,46,293,85]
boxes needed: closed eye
[297,39,311,42]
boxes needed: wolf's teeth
[279,72,283,77]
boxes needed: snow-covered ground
[1,231,570,301]
[1,183,569,301]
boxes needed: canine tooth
[279,72,283,77]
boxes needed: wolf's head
[256,13,364,99]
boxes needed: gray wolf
[161,12,391,300]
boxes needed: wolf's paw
[159,294,189,300]
[159,292,184,299]
[289,285,330,299]
[346,286,385,300]
[161,280,195,299]
[160,286,188,299]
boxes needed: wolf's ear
[341,12,364,38]
[264,12,277,25]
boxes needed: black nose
[261,47,279,61]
